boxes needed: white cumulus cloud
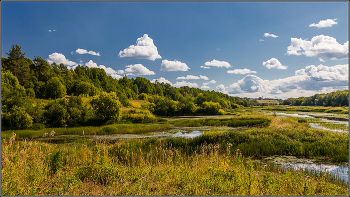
[176,75,200,80]
[216,84,228,94]
[309,18,338,28]
[85,60,119,75]
[286,35,348,62]
[201,80,216,89]
[111,74,123,80]
[227,68,257,74]
[47,52,77,67]
[262,58,287,69]
[200,75,209,80]
[264,33,278,38]
[118,34,161,61]
[228,64,348,97]
[173,81,198,88]
[204,59,231,68]
[200,66,211,69]
[151,77,173,85]
[125,64,155,76]
[160,60,190,71]
[75,48,101,56]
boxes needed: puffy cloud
[204,59,231,68]
[200,75,209,80]
[151,77,173,85]
[229,75,269,94]
[201,79,216,89]
[85,60,119,75]
[228,64,348,97]
[75,48,100,56]
[118,34,161,61]
[47,52,77,67]
[200,66,211,69]
[99,65,117,75]
[173,81,198,88]
[309,18,338,28]
[176,75,200,80]
[286,35,348,61]
[264,33,278,38]
[85,60,98,68]
[125,64,155,76]
[216,84,228,94]
[160,60,190,71]
[117,70,125,75]
[48,29,56,32]
[227,68,257,74]
[262,58,287,69]
[201,84,210,89]
[111,74,123,80]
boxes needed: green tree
[44,101,68,127]
[90,92,122,122]
[202,101,221,115]
[2,45,32,88]
[2,106,33,130]
[46,77,67,99]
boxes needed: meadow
[1,112,349,195]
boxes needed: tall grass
[1,123,170,141]
[2,136,348,195]
[171,115,272,128]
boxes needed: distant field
[256,100,280,104]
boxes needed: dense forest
[1,45,256,130]
[282,90,349,107]
[2,45,348,131]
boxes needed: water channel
[39,112,349,183]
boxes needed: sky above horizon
[2,1,348,99]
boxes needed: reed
[2,136,347,195]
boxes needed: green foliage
[90,92,122,122]
[45,77,67,99]
[201,101,221,114]
[44,100,68,127]
[1,70,27,111]
[283,90,349,107]
[75,80,98,96]
[2,106,33,130]
[50,150,63,175]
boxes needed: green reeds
[1,123,170,141]
[2,137,348,195]
[171,115,272,128]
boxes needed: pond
[271,112,348,132]
[260,155,348,183]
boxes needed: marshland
[1,45,349,195]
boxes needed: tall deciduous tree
[90,91,122,122]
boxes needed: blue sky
[2,1,348,99]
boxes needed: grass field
[1,110,348,195]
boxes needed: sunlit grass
[1,123,170,141]
[2,137,348,195]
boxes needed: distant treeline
[1,45,257,130]
[282,90,349,107]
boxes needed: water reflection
[261,156,348,183]
[172,131,203,138]
[273,112,348,132]
[281,163,348,183]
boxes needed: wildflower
[50,130,56,137]
[43,133,48,138]
[227,143,232,147]
[236,149,240,152]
